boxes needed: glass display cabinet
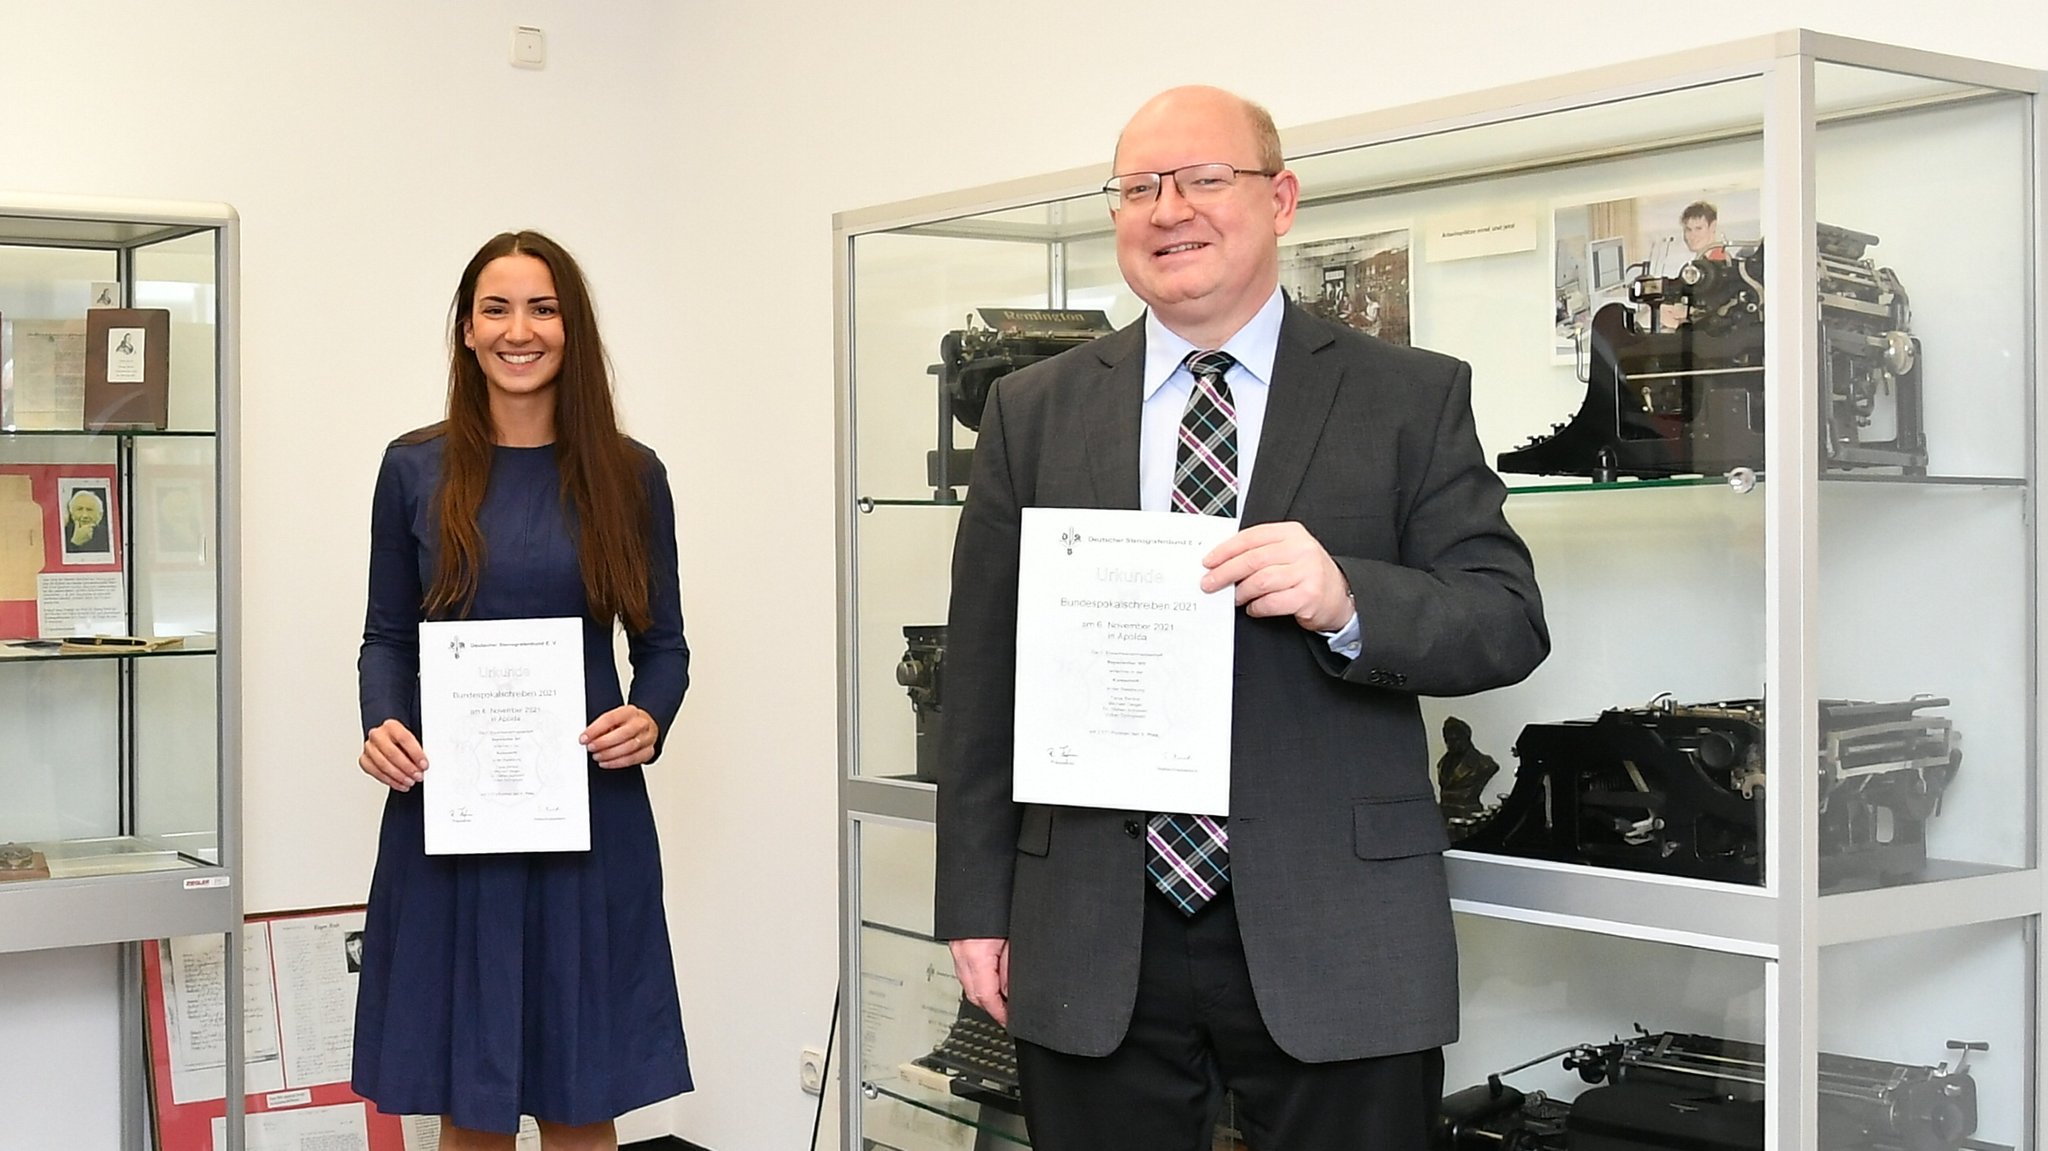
[0,193,242,1146]
[836,31,2043,1151]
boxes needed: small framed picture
[1279,227,1413,346]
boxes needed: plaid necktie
[1148,349,1236,914]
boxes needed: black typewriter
[1502,223,1925,482]
[894,624,946,783]
[1437,1028,1999,1151]
[924,307,1115,499]
[904,993,1023,1113]
[1456,694,1961,887]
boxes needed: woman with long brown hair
[351,231,691,1150]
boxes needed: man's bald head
[1113,85,1283,176]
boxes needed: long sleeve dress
[351,430,692,1133]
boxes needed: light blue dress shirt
[1139,287,1362,660]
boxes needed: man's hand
[1201,521,1353,632]
[360,719,426,791]
[949,937,1010,1028]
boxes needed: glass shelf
[1505,474,1744,495]
[858,496,966,510]
[851,484,1746,505]
[1513,472,2027,493]
[860,472,2030,509]
[0,636,217,663]
[10,834,215,881]
[864,1081,1251,1150]
[1452,839,2033,891]
[864,1082,1031,1148]
[0,215,213,249]
[1817,472,2027,487]
[0,427,218,439]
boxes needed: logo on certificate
[1061,528,1079,555]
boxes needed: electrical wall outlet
[798,1045,827,1094]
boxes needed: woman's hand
[360,719,427,791]
[582,704,660,769]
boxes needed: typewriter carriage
[924,308,1115,499]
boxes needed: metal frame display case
[0,193,242,1147]
[836,32,2045,1151]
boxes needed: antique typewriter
[902,996,1256,1141]
[925,307,1116,498]
[902,993,1023,1113]
[1501,224,1925,482]
[1455,695,1961,887]
[1436,1028,1998,1151]
[894,624,946,783]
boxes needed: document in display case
[144,909,406,1151]
[0,461,125,639]
[1,315,87,430]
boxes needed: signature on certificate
[1046,745,1077,765]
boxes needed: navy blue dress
[352,432,692,1133]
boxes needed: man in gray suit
[935,85,1548,1149]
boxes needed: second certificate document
[1013,507,1237,815]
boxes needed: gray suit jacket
[934,299,1548,1061]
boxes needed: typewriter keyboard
[911,996,1021,1101]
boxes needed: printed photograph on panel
[1280,228,1412,347]
[1552,182,1759,358]
[57,477,115,564]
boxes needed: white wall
[1,3,2045,1151]
[0,2,691,1146]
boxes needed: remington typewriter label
[975,308,1114,337]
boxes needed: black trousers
[1014,887,1442,1151]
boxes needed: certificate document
[1013,507,1237,815]
[419,616,589,854]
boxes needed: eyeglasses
[1101,163,1278,210]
